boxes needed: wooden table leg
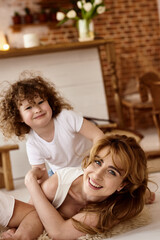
[0,154,5,188]
[1,151,14,190]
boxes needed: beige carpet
[0,206,151,240]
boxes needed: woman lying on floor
[0,135,149,240]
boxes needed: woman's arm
[25,168,97,240]
[28,163,48,205]
[79,118,104,144]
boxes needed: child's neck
[34,118,54,142]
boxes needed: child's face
[19,96,53,130]
[83,147,126,202]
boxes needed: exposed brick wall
[1,0,160,128]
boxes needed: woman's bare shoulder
[41,173,58,201]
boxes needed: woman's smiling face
[83,146,126,202]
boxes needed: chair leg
[129,107,135,130]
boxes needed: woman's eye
[108,170,116,176]
[94,160,101,166]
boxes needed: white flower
[97,6,105,14]
[56,0,106,25]
[83,2,92,12]
[56,12,65,21]
[77,1,82,9]
[66,9,77,19]
[94,0,103,5]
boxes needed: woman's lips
[88,178,102,189]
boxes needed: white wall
[0,48,109,179]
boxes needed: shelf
[0,39,114,59]
[10,21,57,32]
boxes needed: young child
[0,135,149,240]
[0,71,104,181]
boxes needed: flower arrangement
[56,0,106,25]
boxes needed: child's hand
[25,167,46,186]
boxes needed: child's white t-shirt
[26,109,92,172]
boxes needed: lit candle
[0,32,10,51]
[2,43,10,51]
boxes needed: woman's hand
[25,167,46,186]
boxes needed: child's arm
[79,118,104,143]
[26,141,49,183]
[25,169,97,240]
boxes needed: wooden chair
[84,116,143,143]
[140,72,160,158]
[121,74,153,130]
[0,144,19,190]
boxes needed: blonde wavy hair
[72,134,148,235]
[0,71,72,139]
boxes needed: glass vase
[77,19,94,42]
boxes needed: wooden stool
[0,144,19,190]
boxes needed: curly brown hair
[0,71,72,139]
[72,134,148,235]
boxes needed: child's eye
[25,106,32,110]
[38,100,44,105]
